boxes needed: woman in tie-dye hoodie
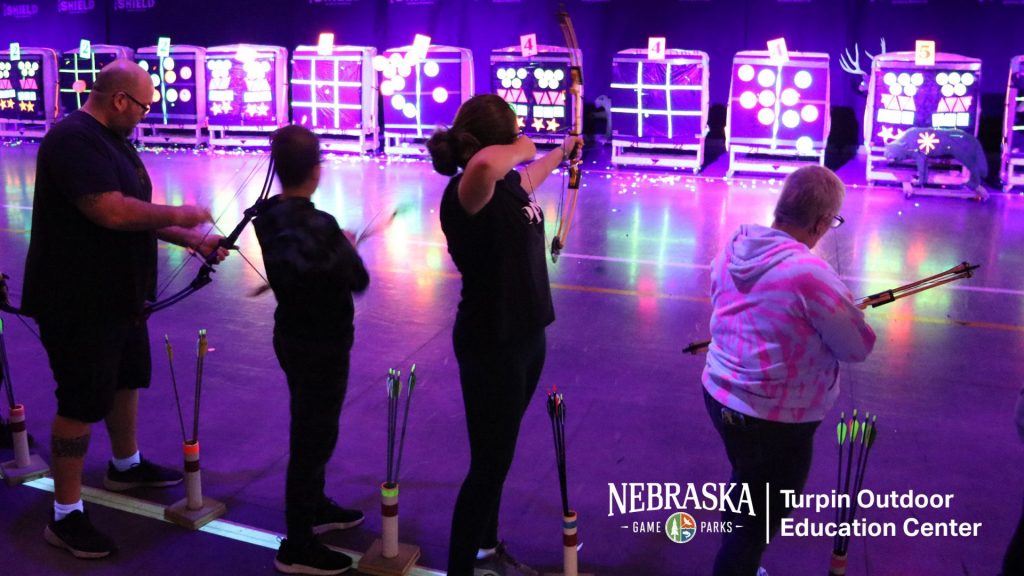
[702,165,876,576]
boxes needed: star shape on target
[532,117,546,132]
[18,101,34,112]
[517,116,526,129]
[545,118,560,132]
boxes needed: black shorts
[37,314,152,423]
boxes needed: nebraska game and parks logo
[665,512,698,544]
[610,482,753,542]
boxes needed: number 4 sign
[648,37,666,61]
[520,33,538,58]
[767,37,789,64]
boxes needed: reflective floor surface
[1,141,1022,575]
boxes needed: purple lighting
[292,46,372,132]
[865,52,982,151]
[59,45,132,116]
[864,51,982,185]
[205,44,288,130]
[137,45,204,124]
[0,47,58,137]
[379,44,473,153]
[609,48,709,170]
[1001,55,1024,191]
[727,51,830,157]
[490,45,581,142]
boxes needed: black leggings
[274,334,352,544]
[447,322,546,576]
[704,389,820,576]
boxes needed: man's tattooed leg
[51,434,91,459]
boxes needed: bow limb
[552,5,583,263]
[144,157,275,317]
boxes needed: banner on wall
[112,0,155,12]
[57,0,95,14]
[2,3,40,17]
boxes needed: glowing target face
[609,50,708,144]
[0,54,47,121]
[869,53,981,147]
[205,48,282,127]
[1006,59,1024,154]
[381,45,470,139]
[59,49,121,114]
[728,51,830,154]
[291,47,374,133]
[491,49,578,138]
[137,48,202,124]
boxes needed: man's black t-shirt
[440,170,555,345]
[22,111,157,320]
[254,195,370,343]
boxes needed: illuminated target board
[610,48,709,171]
[59,45,133,116]
[136,44,206,145]
[1003,55,1024,191]
[291,45,378,153]
[378,44,473,155]
[865,51,982,185]
[490,45,581,144]
[726,50,830,176]
[205,44,289,147]
[0,47,59,138]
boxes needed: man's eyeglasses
[831,215,845,229]
[118,91,151,114]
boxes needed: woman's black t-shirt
[440,170,554,345]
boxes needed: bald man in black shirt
[22,60,227,559]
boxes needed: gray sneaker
[474,542,538,576]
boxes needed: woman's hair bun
[426,127,460,176]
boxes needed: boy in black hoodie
[254,125,370,575]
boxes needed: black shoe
[474,542,538,576]
[274,538,352,575]
[312,499,364,535]
[43,510,117,559]
[103,456,183,491]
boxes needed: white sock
[112,450,141,472]
[54,500,84,521]
[476,547,497,560]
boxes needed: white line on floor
[21,477,446,576]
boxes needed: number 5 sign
[915,40,936,66]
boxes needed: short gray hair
[773,166,845,229]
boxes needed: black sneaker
[43,510,117,559]
[274,538,352,575]
[103,456,183,491]
[312,499,364,534]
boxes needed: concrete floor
[1,140,1022,575]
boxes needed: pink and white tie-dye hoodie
[702,224,876,423]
